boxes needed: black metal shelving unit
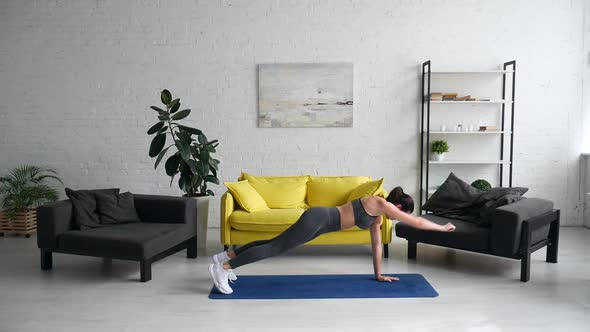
[419,60,516,214]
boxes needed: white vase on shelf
[433,153,445,161]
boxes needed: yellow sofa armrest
[220,191,236,245]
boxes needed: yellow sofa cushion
[241,172,309,209]
[307,176,371,207]
[224,180,269,212]
[229,208,305,232]
[347,178,385,202]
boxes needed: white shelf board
[430,70,513,74]
[428,160,511,165]
[429,100,510,104]
[429,131,508,134]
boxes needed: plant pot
[433,153,445,161]
[192,196,209,249]
[0,209,37,238]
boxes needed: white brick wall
[0,0,585,227]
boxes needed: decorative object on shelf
[431,140,449,161]
[147,89,221,249]
[419,60,516,214]
[440,124,446,132]
[0,165,62,237]
[471,179,492,192]
[258,63,353,128]
[479,125,499,131]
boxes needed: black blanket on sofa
[422,173,528,226]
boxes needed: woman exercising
[208,187,456,294]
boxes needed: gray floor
[0,228,589,332]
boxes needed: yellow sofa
[220,173,393,257]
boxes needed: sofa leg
[520,252,531,282]
[546,215,560,263]
[383,244,389,258]
[41,250,52,270]
[140,260,152,282]
[186,236,197,259]
[408,240,417,259]
[224,245,229,251]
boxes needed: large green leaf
[149,134,166,157]
[178,125,202,135]
[161,89,172,105]
[154,146,170,169]
[169,99,181,113]
[176,139,191,160]
[197,133,208,145]
[208,158,220,170]
[209,165,217,178]
[186,159,199,175]
[147,121,165,135]
[158,114,169,121]
[150,106,167,114]
[165,154,180,176]
[204,175,220,185]
[176,130,192,144]
[157,126,168,135]
[199,150,209,163]
[172,109,191,121]
[178,175,191,193]
[198,160,209,175]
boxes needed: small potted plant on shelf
[147,89,220,249]
[0,165,63,238]
[431,140,449,161]
[471,179,492,192]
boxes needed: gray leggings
[228,207,341,269]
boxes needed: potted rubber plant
[147,89,220,248]
[431,140,449,161]
[0,165,63,238]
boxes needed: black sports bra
[352,199,378,229]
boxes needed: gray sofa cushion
[395,214,490,252]
[57,223,192,260]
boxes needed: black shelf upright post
[501,60,516,187]
[420,61,431,215]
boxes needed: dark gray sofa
[37,194,197,282]
[395,198,560,282]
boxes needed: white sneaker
[208,263,233,294]
[212,251,231,264]
[212,252,237,281]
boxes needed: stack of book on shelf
[479,125,499,132]
[430,92,443,101]
[430,92,491,102]
[442,93,457,101]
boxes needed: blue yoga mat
[209,273,438,299]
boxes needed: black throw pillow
[95,192,141,225]
[422,172,482,213]
[65,188,120,230]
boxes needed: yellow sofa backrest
[240,172,309,209]
[307,176,371,207]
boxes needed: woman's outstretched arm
[370,218,399,282]
[378,198,456,232]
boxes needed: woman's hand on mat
[442,223,456,232]
[376,275,399,282]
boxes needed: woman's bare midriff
[336,203,355,230]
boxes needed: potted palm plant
[0,165,63,238]
[147,89,220,249]
[431,140,449,161]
